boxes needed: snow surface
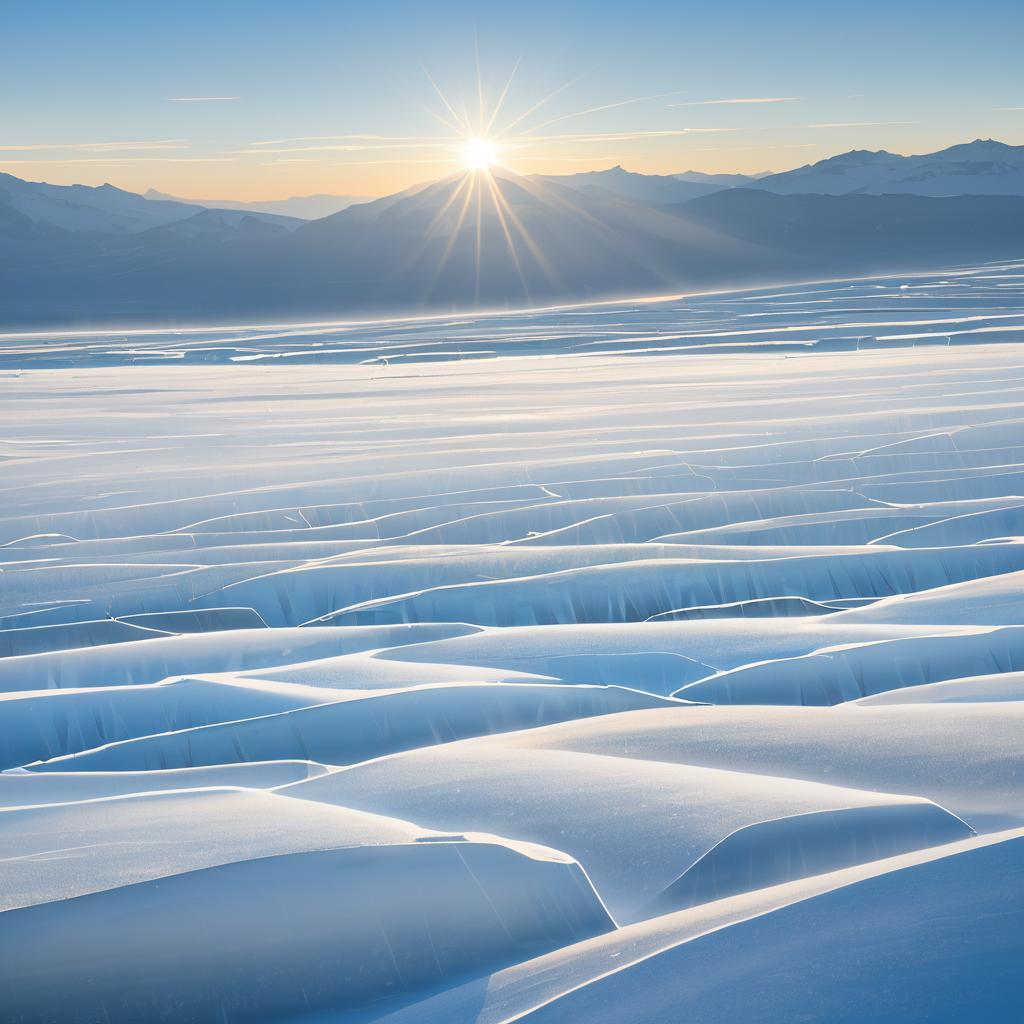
[1,261,1022,1021]
[372,828,1024,1024]
[283,741,970,920]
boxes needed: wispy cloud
[0,139,188,153]
[233,141,454,156]
[669,97,798,107]
[804,121,920,128]
[521,91,682,133]
[250,134,449,147]
[0,156,235,165]
[0,160,134,169]
[323,157,463,167]
[523,128,739,144]
[685,143,820,153]
[168,96,240,102]
[505,155,628,163]
[114,156,236,163]
[994,106,1024,111]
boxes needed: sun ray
[383,170,470,283]
[459,98,474,135]
[483,170,532,301]
[421,171,475,239]
[422,66,474,137]
[513,173,682,286]
[422,103,469,139]
[420,172,478,300]
[475,38,487,136]
[485,57,521,137]
[485,171,562,291]
[495,78,579,138]
[512,169,682,282]
[474,171,483,304]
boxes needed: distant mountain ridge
[534,140,1024,204]
[0,173,301,235]
[2,139,1024,328]
[530,166,741,206]
[145,189,370,221]
[0,173,205,233]
[752,139,1024,196]
[675,170,771,185]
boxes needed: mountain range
[0,172,301,235]
[750,138,1024,196]
[531,167,737,206]
[144,190,369,221]
[2,139,1024,328]
[544,139,1024,205]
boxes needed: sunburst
[384,59,688,306]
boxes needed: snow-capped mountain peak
[755,139,1024,196]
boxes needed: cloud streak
[168,96,241,102]
[0,156,235,165]
[520,128,739,144]
[249,134,452,147]
[670,97,798,107]
[0,140,189,153]
[233,141,456,156]
[686,142,820,152]
[521,91,682,134]
[804,121,920,128]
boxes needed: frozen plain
[1,261,1023,1022]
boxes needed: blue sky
[4,0,1023,198]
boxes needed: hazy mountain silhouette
[288,168,756,307]
[753,139,1024,196]
[675,170,769,185]
[531,166,733,205]
[145,189,369,221]
[3,142,1024,328]
[0,173,205,233]
[0,173,300,234]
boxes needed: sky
[3,0,1023,201]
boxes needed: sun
[462,137,499,171]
